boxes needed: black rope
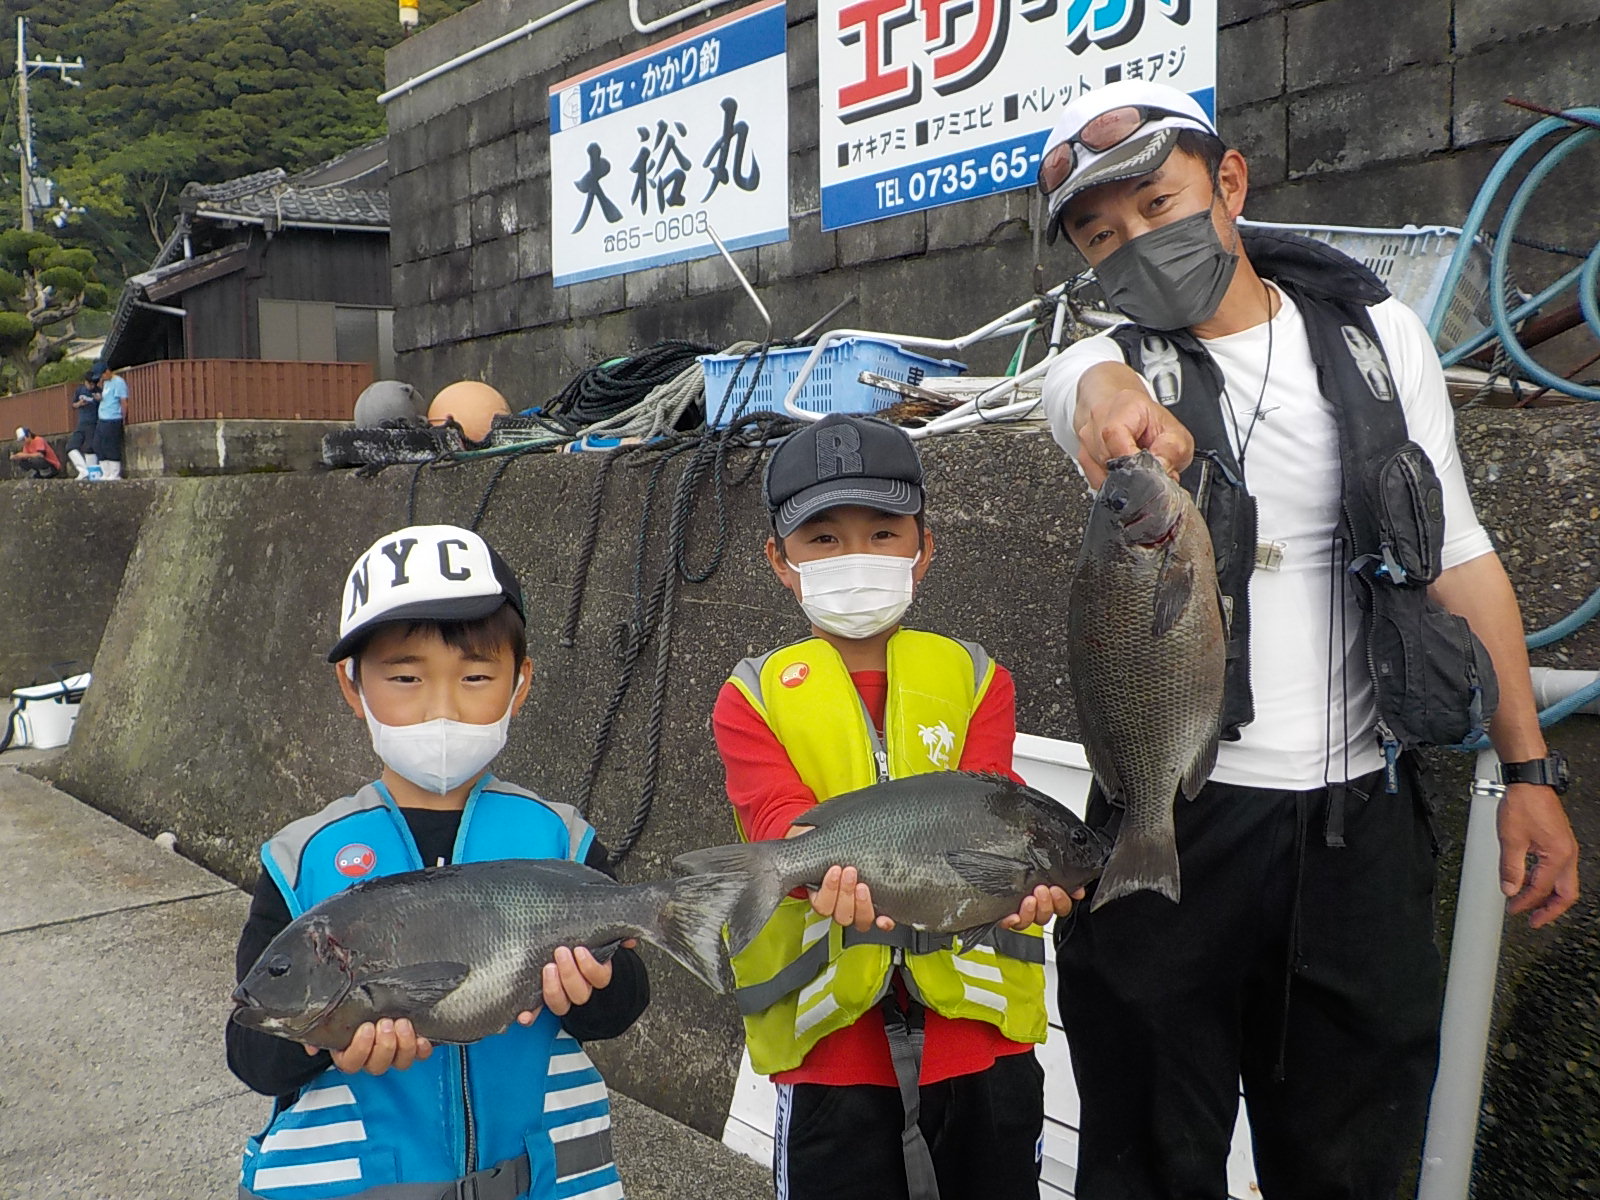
[468,453,518,532]
[1510,234,1593,260]
[564,343,801,866]
[547,340,718,428]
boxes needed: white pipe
[378,0,604,106]
[378,0,729,106]
[629,0,723,35]
[1420,666,1598,1199]
[778,287,1071,421]
[134,300,188,317]
[1418,748,1506,1200]
[1530,666,1600,714]
[906,398,1042,439]
[191,210,390,236]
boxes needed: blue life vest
[238,776,624,1200]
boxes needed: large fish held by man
[1067,450,1227,910]
[673,771,1110,955]
[231,858,746,1049]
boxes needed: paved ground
[0,753,771,1199]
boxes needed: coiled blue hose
[1431,106,1600,401]
[1427,106,1600,748]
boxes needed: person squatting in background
[10,427,61,478]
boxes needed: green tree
[0,230,110,390]
[10,0,477,275]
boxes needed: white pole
[17,17,32,232]
[1419,667,1595,1198]
[1417,748,1506,1200]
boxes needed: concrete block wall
[1218,0,1600,314]
[384,0,1598,402]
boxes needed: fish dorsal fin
[944,848,1030,897]
[513,857,615,884]
[360,961,470,1010]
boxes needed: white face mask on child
[349,664,515,794]
[795,552,920,640]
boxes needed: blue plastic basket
[699,337,966,428]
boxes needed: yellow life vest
[724,630,1048,1076]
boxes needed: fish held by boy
[1066,450,1227,911]
[231,859,746,1050]
[672,771,1110,956]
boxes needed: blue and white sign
[817,0,1216,232]
[550,0,789,287]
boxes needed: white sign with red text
[817,0,1216,231]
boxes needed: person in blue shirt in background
[94,364,127,480]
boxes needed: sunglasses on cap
[1036,104,1198,198]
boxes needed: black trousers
[65,420,96,455]
[95,418,123,462]
[773,1049,1045,1200]
[1056,764,1442,1200]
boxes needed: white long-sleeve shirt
[1043,286,1495,788]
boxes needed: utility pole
[15,18,83,232]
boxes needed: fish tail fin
[643,872,752,994]
[671,841,787,956]
[1090,826,1181,912]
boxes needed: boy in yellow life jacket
[711,413,1077,1200]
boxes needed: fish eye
[1107,490,1129,512]
[266,955,293,978]
[1070,828,1090,845]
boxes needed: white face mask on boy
[348,662,515,794]
[795,552,920,640]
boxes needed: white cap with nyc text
[327,525,524,663]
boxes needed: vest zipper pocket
[1370,442,1444,585]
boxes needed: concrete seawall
[5,409,1598,1190]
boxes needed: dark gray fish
[1067,450,1226,910]
[231,859,746,1049]
[672,772,1109,955]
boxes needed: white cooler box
[4,672,91,750]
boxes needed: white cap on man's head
[15,427,26,442]
[327,524,525,663]
[1040,80,1217,244]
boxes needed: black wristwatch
[1498,751,1570,794]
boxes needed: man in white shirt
[1038,81,1579,1200]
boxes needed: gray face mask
[1094,208,1239,331]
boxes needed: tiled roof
[182,140,389,229]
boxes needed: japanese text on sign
[550,0,788,287]
[818,0,1216,231]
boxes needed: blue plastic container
[699,337,966,428]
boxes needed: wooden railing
[0,382,74,436]
[0,359,372,435]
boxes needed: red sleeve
[712,681,818,843]
[956,663,1023,783]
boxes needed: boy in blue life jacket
[712,413,1079,1200]
[227,524,645,1200]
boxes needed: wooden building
[103,140,393,375]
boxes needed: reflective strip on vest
[725,631,1048,1076]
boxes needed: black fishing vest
[1110,230,1498,777]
